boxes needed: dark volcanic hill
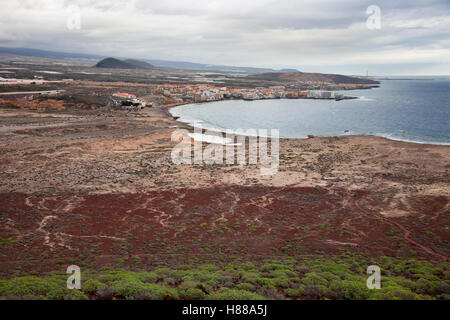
[94,57,155,69]
[247,72,379,85]
[124,59,155,69]
[94,58,134,69]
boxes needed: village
[108,83,362,111]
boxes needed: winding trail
[384,218,448,261]
[353,195,448,261]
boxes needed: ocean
[170,77,450,145]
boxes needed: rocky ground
[0,105,448,276]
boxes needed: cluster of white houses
[110,92,152,110]
[110,84,348,110]
[155,85,344,102]
[307,90,343,99]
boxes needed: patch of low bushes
[1,256,448,300]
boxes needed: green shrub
[255,277,275,288]
[241,262,256,271]
[178,280,208,299]
[179,288,206,300]
[136,272,159,283]
[64,290,89,300]
[269,269,297,279]
[209,288,265,300]
[0,276,68,300]
[370,286,420,300]
[97,286,115,299]
[261,263,292,272]
[154,267,171,276]
[301,272,328,287]
[235,282,255,291]
[415,278,440,295]
[0,254,447,300]
[329,280,371,300]
[285,287,301,297]
[104,275,176,300]
[200,264,218,272]
[187,270,221,286]
[297,283,328,298]
[82,279,104,295]
[240,271,261,283]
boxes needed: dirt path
[354,196,448,261]
[385,218,448,261]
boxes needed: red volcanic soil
[0,186,448,275]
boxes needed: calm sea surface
[170,78,450,145]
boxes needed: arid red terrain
[0,186,448,274]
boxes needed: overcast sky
[1,0,449,75]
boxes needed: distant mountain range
[0,46,102,60]
[94,57,155,69]
[279,68,300,72]
[0,46,293,73]
[247,72,379,84]
[142,58,276,73]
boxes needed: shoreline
[166,101,450,147]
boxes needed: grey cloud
[0,0,449,75]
